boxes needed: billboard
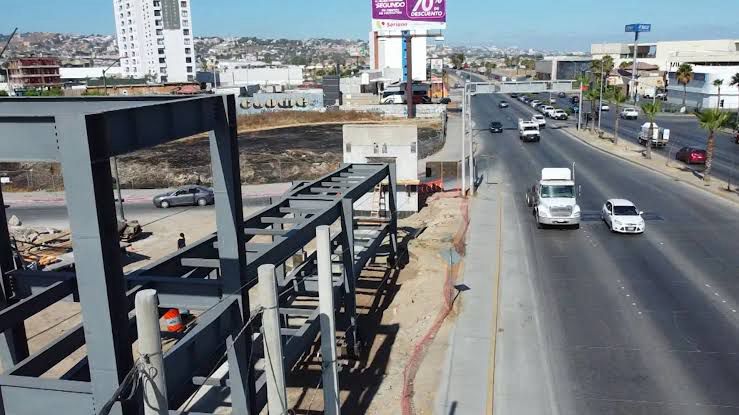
[372,0,447,30]
[625,23,651,33]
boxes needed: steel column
[340,198,359,357]
[0,183,29,369]
[387,163,399,265]
[56,113,134,415]
[207,94,256,413]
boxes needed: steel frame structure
[0,96,398,414]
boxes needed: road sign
[372,0,447,30]
[625,23,651,33]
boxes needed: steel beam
[56,113,134,415]
[0,117,59,161]
[0,184,29,369]
[341,198,359,356]
[0,279,75,333]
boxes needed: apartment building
[113,0,196,83]
[6,57,62,90]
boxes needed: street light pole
[461,82,467,196]
[598,56,605,131]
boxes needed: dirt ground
[0,119,442,191]
[284,195,466,414]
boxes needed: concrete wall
[340,104,446,118]
[218,66,304,87]
[343,124,419,214]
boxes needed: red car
[676,146,707,164]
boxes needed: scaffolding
[0,95,398,414]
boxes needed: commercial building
[535,56,592,81]
[6,57,62,90]
[113,0,196,83]
[369,30,428,83]
[213,61,304,87]
[666,65,739,110]
[591,39,739,72]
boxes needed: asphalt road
[539,93,739,183]
[474,88,739,414]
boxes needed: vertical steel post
[56,114,134,415]
[631,31,640,104]
[461,83,467,195]
[402,31,415,119]
[469,91,475,195]
[207,95,256,413]
[387,163,399,263]
[340,198,359,357]
[0,183,29,370]
[317,225,340,415]
[111,157,125,222]
[135,289,168,415]
[258,264,287,415]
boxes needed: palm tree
[696,109,730,182]
[641,101,662,160]
[610,88,628,145]
[585,87,601,132]
[730,73,739,121]
[676,64,694,108]
[713,79,724,109]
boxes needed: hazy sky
[2,0,738,51]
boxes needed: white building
[666,65,739,110]
[592,39,739,72]
[369,30,428,83]
[215,61,304,87]
[113,0,196,83]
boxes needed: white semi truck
[526,167,581,229]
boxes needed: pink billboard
[372,0,446,24]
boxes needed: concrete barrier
[340,104,447,118]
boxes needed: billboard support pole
[402,31,415,119]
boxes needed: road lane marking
[485,186,504,415]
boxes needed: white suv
[532,114,546,128]
[620,107,639,120]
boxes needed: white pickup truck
[526,168,581,229]
[638,122,670,148]
[518,119,541,142]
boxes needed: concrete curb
[560,128,739,207]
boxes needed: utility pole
[468,89,475,195]
[598,57,605,131]
[402,31,415,118]
[461,81,467,196]
[625,23,651,104]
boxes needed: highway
[472,87,739,413]
[545,93,739,183]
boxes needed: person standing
[177,233,186,250]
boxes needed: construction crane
[0,28,18,59]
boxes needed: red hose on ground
[400,196,470,415]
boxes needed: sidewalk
[435,180,503,414]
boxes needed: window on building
[120,13,124,18]
[159,58,166,63]
[128,19,132,24]
[184,38,191,45]
[187,75,194,81]
[153,0,160,6]
[183,29,190,35]
[127,11,131,16]
[157,39,164,46]
[160,68,167,74]
[186,57,192,63]
[156,29,163,35]
[187,66,193,73]
[182,10,188,17]
[154,10,161,16]
[158,48,165,54]
[181,1,187,7]
[185,48,191,54]
[345,143,352,152]
[132,51,136,56]
[161,76,168,82]
[155,20,162,26]
[182,19,189,26]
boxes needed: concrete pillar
[135,289,168,415]
[317,226,340,415]
[258,264,287,414]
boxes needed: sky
[2,0,738,51]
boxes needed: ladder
[370,184,387,218]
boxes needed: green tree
[450,53,466,69]
[641,101,662,160]
[731,73,739,122]
[0,90,8,96]
[676,63,694,107]
[696,109,730,182]
[609,88,628,145]
[713,79,724,109]
[585,87,601,132]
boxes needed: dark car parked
[153,186,215,208]
[490,121,503,133]
[675,147,707,165]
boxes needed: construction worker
[177,233,186,250]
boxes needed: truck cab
[518,119,541,142]
[526,168,581,229]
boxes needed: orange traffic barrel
[163,309,184,333]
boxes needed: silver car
[153,186,214,208]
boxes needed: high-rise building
[113,0,196,83]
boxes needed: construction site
[0,95,468,414]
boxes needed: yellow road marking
[485,186,504,414]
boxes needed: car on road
[532,114,546,128]
[675,146,707,164]
[571,96,580,104]
[620,107,639,120]
[551,109,569,120]
[153,186,215,208]
[530,100,542,108]
[490,121,504,133]
[600,104,610,111]
[549,98,557,104]
[518,119,540,142]
[498,101,509,108]
[601,199,645,234]
[558,92,567,98]
[542,106,556,117]
[510,93,519,98]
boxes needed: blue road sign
[625,23,651,33]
